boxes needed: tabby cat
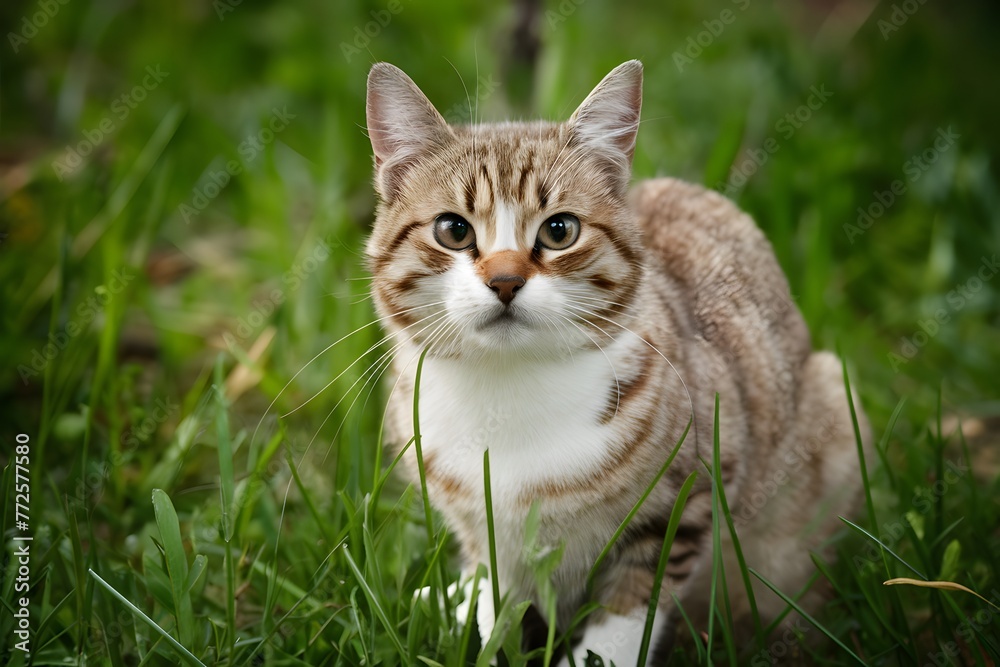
[364,59,870,664]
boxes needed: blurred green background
[1,0,999,664]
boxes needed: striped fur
[365,61,871,662]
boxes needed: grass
[2,0,1000,664]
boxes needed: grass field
[1,0,999,664]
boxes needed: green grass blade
[841,357,917,660]
[483,447,509,667]
[637,470,699,666]
[458,564,487,664]
[151,488,195,648]
[89,569,206,667]
[586,416,692,595]
[211,358,238,663]
[343,546,409,661]
[710,393,764,650]
[839,516,926,579]
[874,397,906,487]
[213,358,235,541]
[750,567,867,665]
[412,347,435,544]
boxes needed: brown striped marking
[598,346,653,424]
[516,151,534,202]
[423,451,474,500]
[371,219,425,271]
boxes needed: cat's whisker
[552,311,623,418]
[535,309,576,361]
[546,147,593,195]
[350,293,376,306]
[317,336,411,465]
[303,310,451,464]
[281,306,449,420]
[562,301,699,454]
[559,288,638,315]
[369,312,467,456]
[426,312,462,357]
[537,130,577,202]
[249,301,449,450]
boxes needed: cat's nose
[487,275,526,306]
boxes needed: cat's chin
[404,312,567,361]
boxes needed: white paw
[557,609,665,667]
[413,579,461,609]
[474,582,495,643]
[451,574,493,639]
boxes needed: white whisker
[562,301,699,455]
[249,301,447,450]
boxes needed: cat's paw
[412,579,461,614]
[414,574,492,640]
[454,574,493,638]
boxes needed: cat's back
[632,177,812,443]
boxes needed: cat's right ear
[367,63,452,201]
[568,60,643,190]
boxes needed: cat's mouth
[479,308,522,330]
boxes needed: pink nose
[487,275,526,305]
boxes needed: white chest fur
[401,339,644,603]
[416,345,624,505]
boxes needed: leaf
[152,488,195,648]
[343,546,409,661]
[187,554,208,594]
[883,578,1000,610]
[937,540,961,582]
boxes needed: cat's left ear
[569,60,643,172]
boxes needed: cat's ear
[569,60,643,172]
[367,63,452,200]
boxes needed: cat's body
[365,61,869,663]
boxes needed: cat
[364,59,870,664]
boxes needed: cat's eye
[536,213,581,250]
[433,213,476,250]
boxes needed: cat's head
[366,61,644,361]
